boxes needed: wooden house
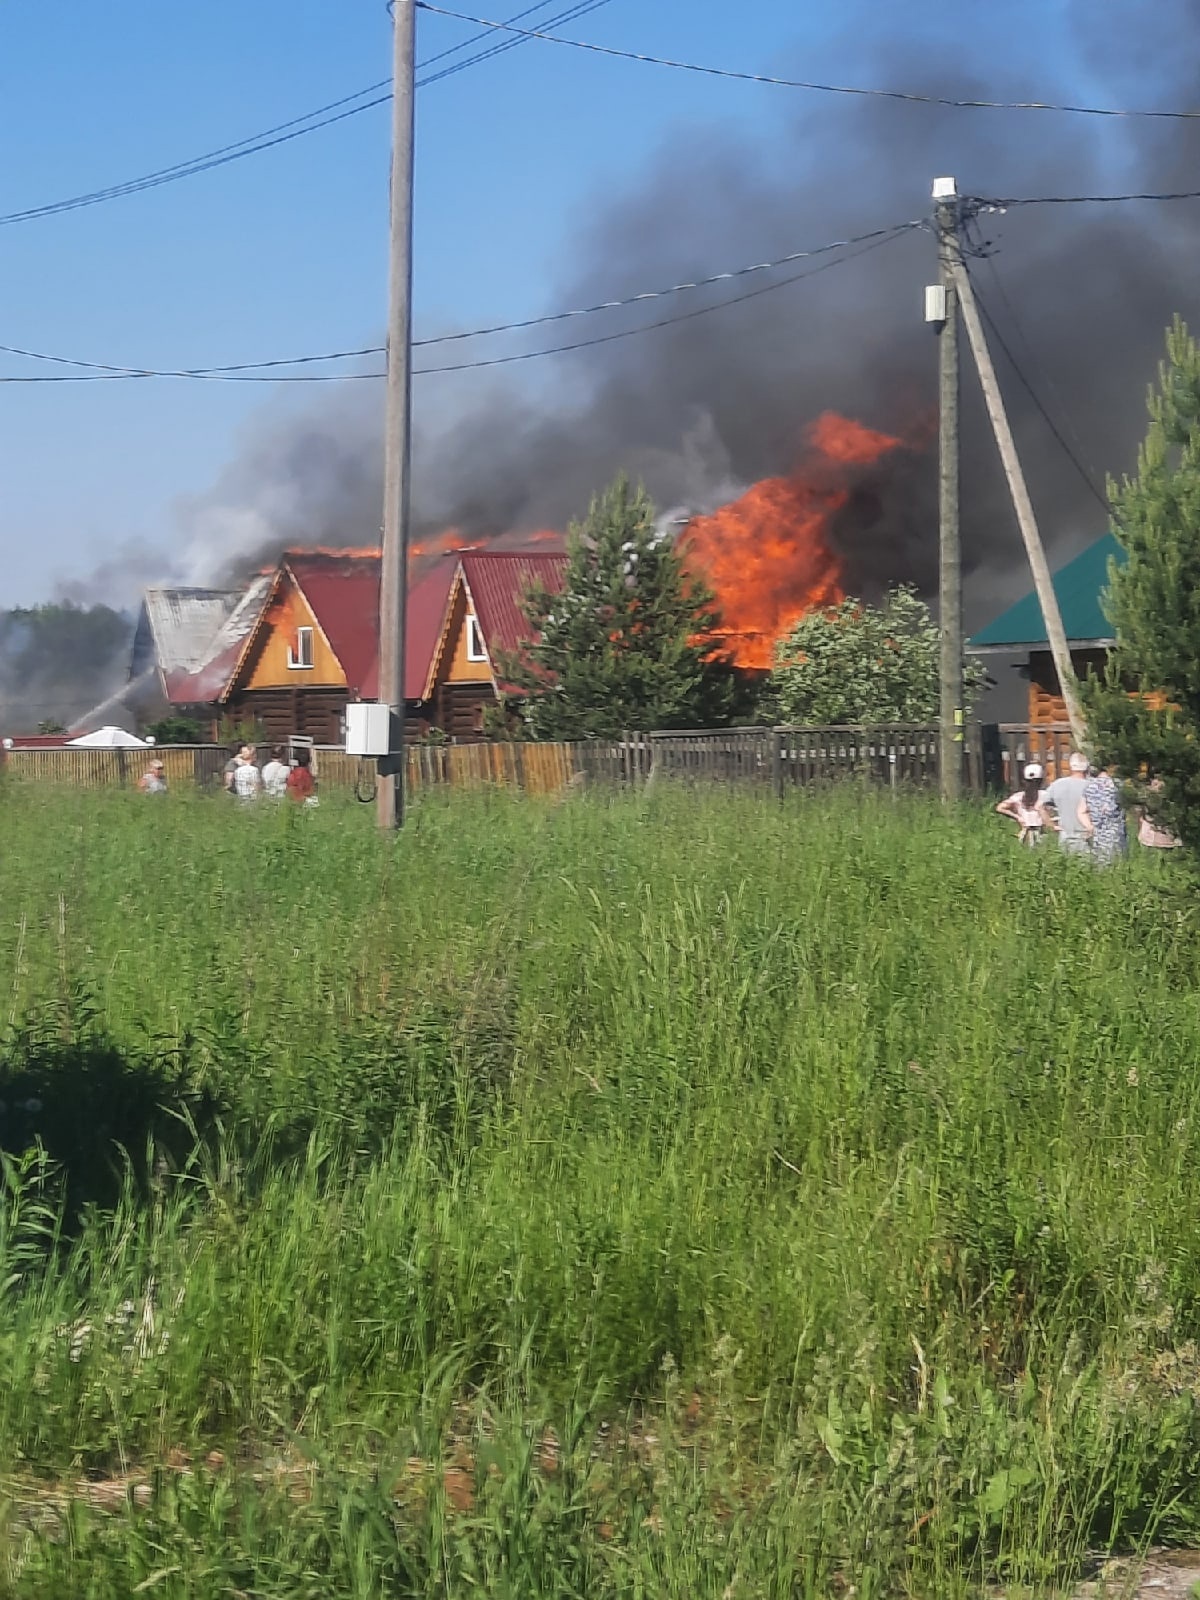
[107,545,565,747]
[968,534,1124,723]
[415,551,569,739]
[218,547,563,743]
[221,552,390,744]
[122,580,273,731]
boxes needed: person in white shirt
[1039,752,1092,856]
[233,749,262,801]
[261,745,290,798]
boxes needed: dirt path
[1073,1551,1200,1598]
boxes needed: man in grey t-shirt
[1040,752,1091,854]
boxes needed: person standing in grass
[261,745,290,798]
[1136,777,1182,851]
[233,746,262,802]
[1077,763,1128,865]
[222,745,241,794]
[285,746,316,804]
[996,763,1048,846]
[1039,751,1092,856]
[138,759,167,795]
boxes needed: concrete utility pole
[377,0,417,830]
[949,255,1089,749]
[931,177,962,802]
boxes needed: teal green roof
[969,533,1125,650]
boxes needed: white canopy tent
[66,726,149,749]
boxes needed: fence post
[772,727,784,799]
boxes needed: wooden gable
[428,571,494,692]
[232,569,347,695]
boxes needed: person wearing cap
[1077,761,1128,866]
[138,759,167,795]
[1039,752,1092,856]
[996,763,1048,847]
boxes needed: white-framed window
[466,614,487,662]
[288,626,314,669]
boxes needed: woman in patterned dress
[1077,764,1128,865]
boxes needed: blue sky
[0,0,1106,606]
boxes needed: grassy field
[2,781,1200,1596]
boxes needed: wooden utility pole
[949,256,1088,748]
[932,177,962,802]
[377,0,417,830]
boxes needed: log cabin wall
[226,687,350,746]
[1026,649,1109,724]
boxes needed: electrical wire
[968,187,1200,208]
[412,224,918,375]
[0,341,382,377]
[964,262,1112,516]
[970,233,1107,498]
[0,0,601,228]
[419,0,611,87]
[0,218,923,382]
[415,3,1200,120]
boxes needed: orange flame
[409,526,565,567]
[409,528,464,563]
[681,412,902,669]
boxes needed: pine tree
[500,475,737,740]
[1083,317,1200,851]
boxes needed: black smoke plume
[188,0,1200,631]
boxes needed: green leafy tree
[1083,317,1200,850]
[146,715,206,745]
[772,585,986,725]
[500,475,738,739]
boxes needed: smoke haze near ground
[0,603,132,732]
[76,0,1200,644]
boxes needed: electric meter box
[345,702,393,758]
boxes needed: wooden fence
[0,725,1074,797]
[0,744,227,789]
[994,724,1075,789]
[316,741,580,798]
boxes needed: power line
[969,187,1200,208]
[969,233,1107,497]
[418,0,611,87]
[0,0,604,228]
[965,263,1111,515]
[0,219,922,381]
[0,221,921,384]
[413,225,918,374]
[415,3,1200,120]
[0,341,383,378]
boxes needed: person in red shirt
[286,747,316,803]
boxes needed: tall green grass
[2,783,1200,1595]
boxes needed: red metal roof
[459,551,568,666]
[361,554,459,701]
[286,552,381,697]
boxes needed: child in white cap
[996,762,1048,846]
